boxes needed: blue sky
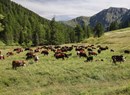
[11,0,130,21]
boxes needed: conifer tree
[94,22,104,37]
[109,21,119,31]
[75,25,84,42]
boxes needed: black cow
[26,52,35,60]
[112,55,125,64]
[84,56,93,62]
[124,50,130,54]
[97,49,101,54]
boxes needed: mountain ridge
[61,7,130,29]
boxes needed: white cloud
[11,0,130,21]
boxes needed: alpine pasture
[0,28,130,95]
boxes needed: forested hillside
[0,0,78,46]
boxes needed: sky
[11,0,130,21]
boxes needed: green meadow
[0,28,130,95]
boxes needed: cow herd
[0,44,129,69]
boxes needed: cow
[84,56,93,62]
[97,49,101,54]
[77,51,87,57]
[110,49,114,52]
[111,55,125,64]
[14,48,23,53]
[6,52,14,57]
[26,52,35,60]
[88,51,97,56]
[87,48,93,51]
[25,48,33,51]
[0,55,5,60]
[34,56,39,62]
[12,60,26,69]
[124,50,130,54]
[98,46,108,51]
[41,50,49,56]
[34,48,40,53]
[54,52,68,60]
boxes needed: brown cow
[41,50,49,56]
[14,48,23,53]
[88,51,97,56]
[77,50,87,57]
[12,60,26,69]
[0,55,5,60]
[54,52,68,60]
[6,52,14,57]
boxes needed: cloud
[11,0,130,21]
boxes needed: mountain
[120,10,130,27]
[62,7,129,30]
[61,16,90,27]
[90,7,128,28]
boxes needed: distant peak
[108,7,128,10]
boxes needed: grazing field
[0,28,130,95]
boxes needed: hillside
[0,0,75,45]
[0,28,130,95]
[61,16,90,27]
[120,10,130,27]
[82,27,130,50]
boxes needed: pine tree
[94,22,104,37]
[86,25,93,38]
[75,25,84,42]
[0,14,4,32]
[49,17,57,45]
[109,21,119,31]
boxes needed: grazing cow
[34,48,40,53]
[84,56,93,62]
[97,49,101,54]
[124,50,130,54]
[88,51,97,56]
[25,48,33,51]
[14,48,23,53]
[12,60,26,69]
[41,50,49,56]
[34,56,39,62]
[110,49,114,52]
[54,52,68,60]
[75,47,84,51]
[26,52,35,60]
[0,55,5,60]
[112,55,125,64]
[6,52,14,57]
[77,51,87,57]
[87,48,93,51]
[99,46,108,51]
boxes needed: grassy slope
[0,28,130,95]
